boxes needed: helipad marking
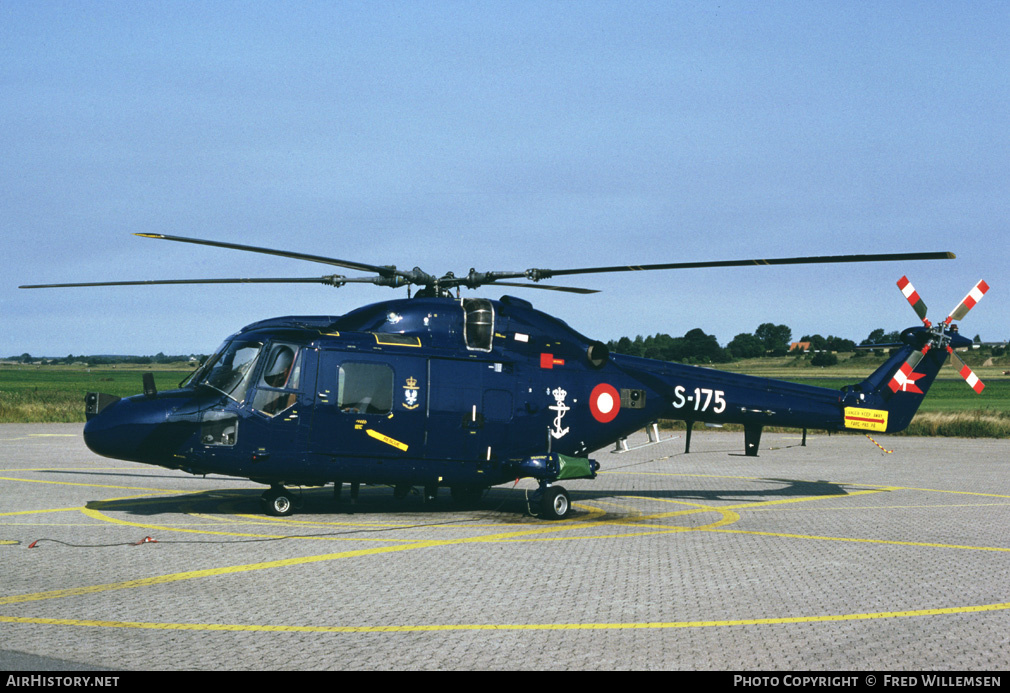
[0,517,628,607]
[747,501,1010,513]
[80,504,419,544]
[0,475,187,493]
[0,497,742,607]
[0,466,149,475]
[718,488,895,511]
[5,599,1010,633]
[234,511,533,530]
[0,543,439,606]
[0,506,84,517]
[0,434,80,442]
[4,461,1008,638]
[708,528,1010,553]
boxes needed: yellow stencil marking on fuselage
[843,406,889,432]
[366,429,408,452]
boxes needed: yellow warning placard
[366,429,409,452]
[844,407,889,432]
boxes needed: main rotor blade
[20,276,377,289]
[135,233,406,280]
[527,251,956,280]
[487,281,599,295]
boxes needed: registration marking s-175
[672,385,727,414]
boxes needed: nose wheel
[261,486,297,516]
[538,485,571,521]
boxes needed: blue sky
[3,1,1007,356]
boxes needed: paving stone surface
[1,424,1008,671]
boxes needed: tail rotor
[891,276,989,395]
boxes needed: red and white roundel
[590,383,620,423]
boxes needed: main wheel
[539,486,571,520]
[262,487,295,517]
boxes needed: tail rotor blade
[887,347,929,393]
[896,276,929,323]
[946,279,989,324]
[948,349,985,394]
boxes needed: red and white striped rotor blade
[896,276,929,323]
[948,350,985,394]
[887,347,929,393]
[946,279,989,324]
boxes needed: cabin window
[463,298,494,352]
[337,362,393,414]
[252,343,302,417]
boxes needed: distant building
[789,342,811,353]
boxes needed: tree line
[605,323,908,366]
[7,353,207,367]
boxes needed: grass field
[0,365,192,423]
[699,375,1010,438]
[713,355,1010,437]
[770,377,1010,414]
[2,359,1008,434]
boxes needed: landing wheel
[393,484,411,500]
[539,486,571,521]
[261,487,296,517]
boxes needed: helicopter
[20,234,988,519]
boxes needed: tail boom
[617,326,964,444]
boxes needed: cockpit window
[262,344,298,388]
[252,343,302,417]
[197,340,263,403]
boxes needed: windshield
[196,340,263,403]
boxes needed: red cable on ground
[27,536,158,548]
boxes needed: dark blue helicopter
[21,235,987,519]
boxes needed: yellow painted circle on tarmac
[5,473,1009,635]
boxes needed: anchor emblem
[549,387,570,439]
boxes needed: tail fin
[841,326,971,433]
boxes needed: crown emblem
[404,376,418,390]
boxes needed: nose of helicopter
[83,393,197,464]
